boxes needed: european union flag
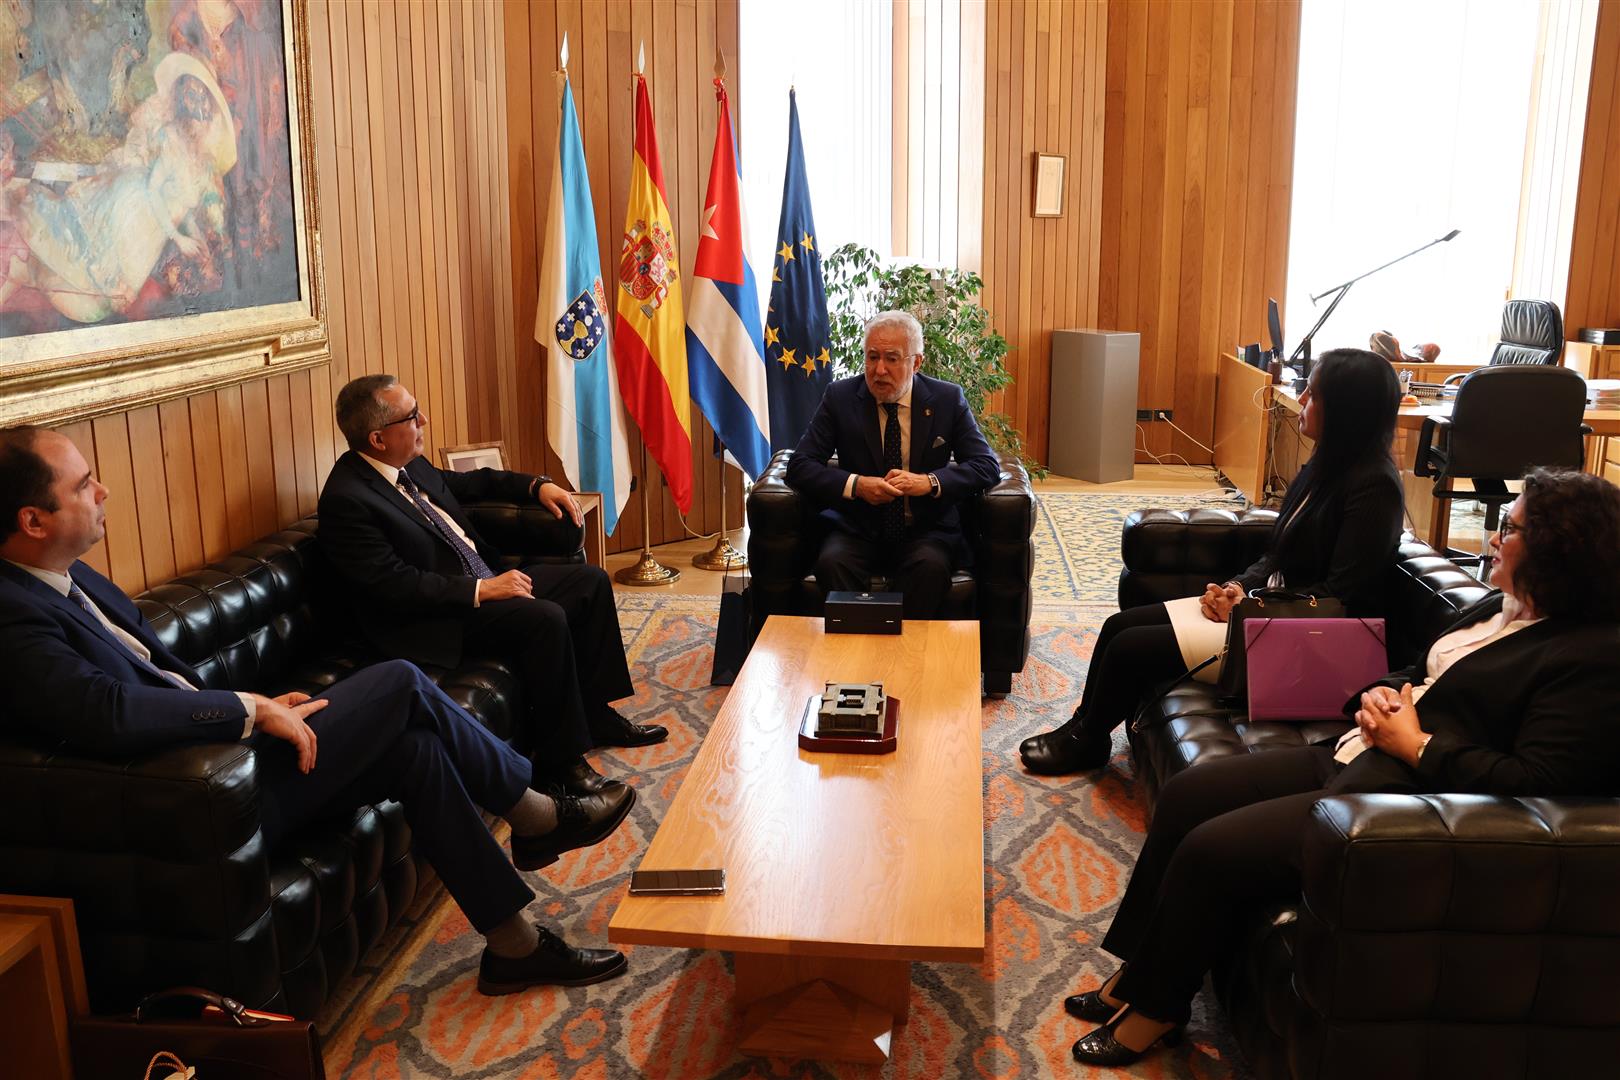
[764,89,832,453]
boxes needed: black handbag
[70,987,326,1080]
[1215,587,1345,700]
[710,568,757,686]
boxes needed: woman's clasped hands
[1198,581,1245,623]
[1356,683,1427,765]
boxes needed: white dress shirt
[8,560,257,737]
[360,453,485,605]
[1334,594,1541,765]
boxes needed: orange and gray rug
[320,491,1254,1079]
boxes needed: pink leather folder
[1243,617,1388,721]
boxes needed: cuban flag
[536,75,632,534]
[685,76,771,481]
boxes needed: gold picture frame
[438,441,509,473]
[1032,153,1066,218]
[0,0,329,427]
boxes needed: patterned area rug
[320,489,1251,1079]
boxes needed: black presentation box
[1578,327,1620,345]
[825,591,903,635]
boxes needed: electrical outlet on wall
[1135,409,1153,421]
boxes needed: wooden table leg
[1427,477,1454,551]
[733,953,911,1064]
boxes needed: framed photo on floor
[0,0,329,426]
[439,441,509,473]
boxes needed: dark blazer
[1236,455,1404,615]
[316,450,539,668]
[0,560,248,755]
[784,372,1000,551]
[1333,593,1620,798]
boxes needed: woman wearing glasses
[1022,347,1405,775]
[1066,468,1620,1067]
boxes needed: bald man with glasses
[317,374,666,803]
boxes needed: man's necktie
[395,471,495,579]
[66,580,193,690]
[879,402,905,542]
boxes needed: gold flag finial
[714,49,726,80]
[560,32,569,71]
[637,41,645,75]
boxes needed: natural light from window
[1283,0,1540,366]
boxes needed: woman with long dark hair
[1021,348,1405,775]
[1065,468,1620,1066]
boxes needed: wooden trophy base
[797,695,900,754]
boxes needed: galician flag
[535,75,632,534]
[685,76,771,481]
[613,72,693,514]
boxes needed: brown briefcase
[71,987,325,1080]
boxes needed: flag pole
[615,443,681,586]
[692,458,748,571]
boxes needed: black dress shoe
[1064,989,1123,1023]
[1019,721,1112,775]
[548,755,629,797]
[1071,1008,1183,1067]
[510,785,635,871]
[590,706,668,748]
[476,926,628,995]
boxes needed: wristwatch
[528,475,555,499]
[927,472,941,498]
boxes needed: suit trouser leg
[253,660,536,933]
[1103,745,1341,1023]
[893,536,954,619]
[524,562,634,705]
[813,529,881,595]
[1072,604,1182,739]
[462,597,594,767]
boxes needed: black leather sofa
[1119,507,1620,1079]
[745,448,1035,693]
[0,501,581,1019]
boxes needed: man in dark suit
[785,310,1001,618]
[0,426,631,994]
[317,374,665,799]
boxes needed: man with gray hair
[785,310,1000,618]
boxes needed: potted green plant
[822,243,1042,476]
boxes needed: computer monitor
[1267,298,1284,363]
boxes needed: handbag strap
[136,986,248,1027]
[144,1051,194,1080]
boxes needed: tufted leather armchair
[0,501,582,1019]
[746,448,1035,694]
[1118,508,1620,1079]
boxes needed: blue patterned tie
[67,579,193,690]
[395,471,495,579]
[879,402,905,542]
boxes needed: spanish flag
[612,73,693,514]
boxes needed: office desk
[1271,385,1620,544]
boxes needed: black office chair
[1442,298,1564,385]
[1415,364,1590,573]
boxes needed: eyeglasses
[1497,517,1525,541]
[377,406,422,430]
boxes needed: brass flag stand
[615,445,681,586]
[692,462,748,570]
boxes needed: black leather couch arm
[746,451,821,630]
[968,456,1035,686]
[462,499,585,567]
[0,739,280,1010]
[1289,793,1620,1074]
[1118,507,1278,609]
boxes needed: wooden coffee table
[609,615,985,1063]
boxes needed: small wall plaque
[1033,153,1066,218]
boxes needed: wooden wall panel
[66,0,515,594]
[1565,0,1620,333]
[978,0,1109,466]
[503,0,745,555]
[1096,0,1301,466]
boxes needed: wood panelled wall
[503,0,743,555]
[73,0,515,594]
[1565,0,1620,333]
[978,0,1108,466]
[1098,0,1301,466]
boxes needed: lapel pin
[925,408,932,417]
